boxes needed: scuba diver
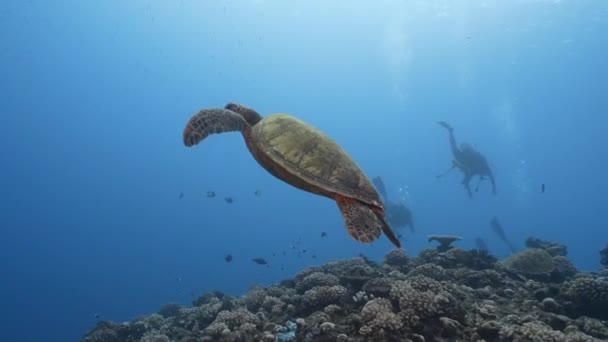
[436,121,496,198]
[372,176,415,234]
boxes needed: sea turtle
[183,103,400,247]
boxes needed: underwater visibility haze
[0,1,607,341]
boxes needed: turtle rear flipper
[336,195,400,248]
[375,211,401,248]
[183,108,249,147]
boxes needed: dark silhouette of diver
[372,176,415,234]
[436,121,496,198]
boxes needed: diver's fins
[437,121,454,132]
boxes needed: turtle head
[225,103,263,126]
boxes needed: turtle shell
[251,113,382,207]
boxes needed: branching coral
[359,298,402,335]
[561,278,608,319]
[407,263,449,281]
[384,248,409,266]
[295,272,340,293]
[303,285,348,310]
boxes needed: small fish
[224,197,234,204]
[225,254,233,262]
[541,183,545,193]
[206,191,216,198]
[176,277,182,283]
[254,190,262,197]
[321,232,327,237]
[178,193,184,199]
[94,313,101,319]
[312,254,317,259]
[252,258,267,265]
[302,249,307,253]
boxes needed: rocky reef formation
[600,244,608,267]
[83,245,608,342]
[525,236,568,257]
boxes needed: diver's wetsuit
[373,176,415,233]
[438,121,496,198]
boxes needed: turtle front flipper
[335,195,401,247]
[183,108,249,147]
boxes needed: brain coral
[502,248,555,275]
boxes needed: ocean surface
[1,1,606,341]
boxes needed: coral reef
[83,247,608,342]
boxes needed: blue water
[1,1,606,341]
